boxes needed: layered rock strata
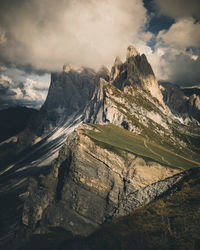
[21,124,183,236]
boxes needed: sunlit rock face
[111,46,165,104]
[21,124,182,236]
[35,45,167,136]
[42,45,165,123]
[126,45,140,58]
[111,56,123,81]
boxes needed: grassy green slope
[105,83,200,163]
[85,123,199,170]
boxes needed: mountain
[0,46,200,250]
[160,81,200,122]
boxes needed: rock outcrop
[21,124,183,237]
[111,46,164,104]
[126,45,140,58]
[160,82,200,122]
[40,65,97,124]
[36,45,166,135]
[189,94,200,121]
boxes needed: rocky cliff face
[189,93,200,121]
[36,45,166,135]
[160,82,200,122]
[36,67,97,133]
[21,124,183,237]
[111,45,164,104]
[42,67,96,116]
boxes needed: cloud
[153,0,200,19]
[0,0,147,71]
[157,18,200,50]
[163,53,200,85]
[143,0,200,84]
[144,46,200,85]
[0,75,16,98]
[148,17,200,84]
[0,71,50,109]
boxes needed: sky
[0,0,200,109]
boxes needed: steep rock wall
[21,124,183,237]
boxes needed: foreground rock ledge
[22,123,183,237]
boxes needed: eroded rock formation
[21,124,183,236]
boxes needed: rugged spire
[111,56,123,81]
[110,45,164,104]
[126,45,140,59]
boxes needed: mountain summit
[126,45,140,58]
[37,45,166,132]
[111,46,164,104]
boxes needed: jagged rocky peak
[125,46,155,81]
[189,94,200,120]
[40,65,97,125]
[190,94,200,109]
[111,56,123,81]
[63,63,73,72]
[126,45,140,58]
[40,44,166,130]
[111,45,164,104]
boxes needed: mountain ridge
[0,45,200,250]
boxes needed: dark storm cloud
[2,0,149,109]
[16,65,50,76]
[160,52,200,85]
[146,0,200,85]
[0,84,16,96]
[0,0,147,72]
[0,62,50,76]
